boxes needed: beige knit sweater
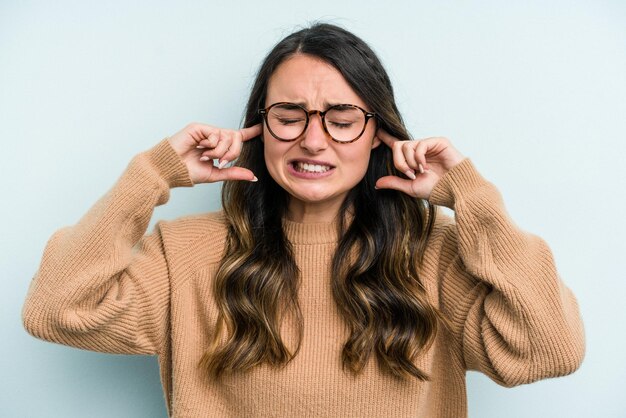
[22,138,585,417]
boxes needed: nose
[300,113,330,153]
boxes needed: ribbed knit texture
[22,138,586,417]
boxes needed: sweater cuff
[427,158,487,209]
[143,137,194,188]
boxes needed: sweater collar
[282,218,341,245]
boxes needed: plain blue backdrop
[2,1,625,417]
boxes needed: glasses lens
[325,106,366,142]
[267,104,307,140]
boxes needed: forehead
[265,54,366,108]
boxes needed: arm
[424,158,586,387]
[22,138,193,355]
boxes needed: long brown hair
[199,23,447,381]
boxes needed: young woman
[23,23,585,417]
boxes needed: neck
[286,196,345,223]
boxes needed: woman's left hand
[375,130,466,199]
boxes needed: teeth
[295,162,332,173]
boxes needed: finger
[202,131,232,161]
[221,131,243,164]
[200,129,223,152]
[375,175,415,196]
[402,141,419,172]
[414,138,435,171]
[198,132,219,149]
[188,124,218,145]
[376,129,399,148]
[208,166,257,182]
[416,136,450,170]
[391,142,416,180]
[240,123,263,142]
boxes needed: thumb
[208,166,257,183]
[375,175,415,196]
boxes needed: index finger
[240,123,263,142]
[376,128,400,147]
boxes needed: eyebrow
[292,101,343,109]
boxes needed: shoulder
[419,207,461,276]
[427,207,457,249]
[159,210,229,235]
[156,210,230,266]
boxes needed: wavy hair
[199,23,448,381]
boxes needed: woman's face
[263,54,380,219]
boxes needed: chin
[290,190,335,203]
[286,186,346,205]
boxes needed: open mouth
[288,159,336,177]
[292,161,334,173]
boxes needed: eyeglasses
[259,102,376,144]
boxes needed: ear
[371,133,382,149]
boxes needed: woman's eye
[278,118,304,125]
[329,121,354,129]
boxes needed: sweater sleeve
[22,138,194,355]
[424,158,585,387]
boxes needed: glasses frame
[259,102,376,144]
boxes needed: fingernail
[404,170,417,180]
[418,164,425,174]
[250,176,258,182]
[196,145,206,149]
[374,186,379,190]
[199,156,209,161]
[217,159,229,169]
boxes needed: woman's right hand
[167,122,262,184]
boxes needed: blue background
[2,1,624,417]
